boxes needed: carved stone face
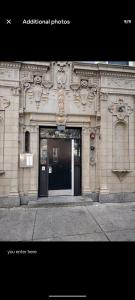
[34,76,42,84]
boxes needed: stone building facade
[0,61,135,207]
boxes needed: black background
[0,5,135,299]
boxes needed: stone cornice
[0,62,21,69]
[73,62,135,78]
[20,62,50,71]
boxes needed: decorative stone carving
[55,88,67,126]
[108,98,133,120]
[11,87,21,96]
[56,114,67,126]
[22,73,53,109]
[99,92,108,101]
[0,96,10,109]
[82,126,91,134]
[108,78,135,88]
[70,78,98,110]
[57,89,65,115]
[112,170,132,182]
[57,65,67,89]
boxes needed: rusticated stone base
[20,194,38,205]
[99,192,135,203]
[83,192,99,202]
[1,192,135,207]
[0,196,20,208]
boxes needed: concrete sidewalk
[1,201,135,241]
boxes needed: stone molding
[0,62,21,69]
[73,63,135,78]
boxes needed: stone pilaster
[82,126,91,194]
[8,88,20,204]
[99,92,109,200]
[27,125,39,199]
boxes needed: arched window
[25,131,30,153]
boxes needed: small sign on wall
[20,153,33,168]
[42,166,45,171]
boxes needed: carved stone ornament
[108,98,133,120]
[11,87,21,96]
[22,74,53,109]
[99,92,108,101]
[0,96,10,109]
[56,114,67,126]
[57,65,67,89]
[112,170,132,182]
[70,78,98,110]
[57,89,65,115]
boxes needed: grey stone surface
[33,206,101,240]
[106,229,135,241]
[20,195,37,205]
[0,208,36,240]
[99,193,135,203]
[1,201,135,241]
[84,193,99,202]
[33,232,108,241]
[28,196,93,207]
[87,202,135,232]
[0,196,20,208]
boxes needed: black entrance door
[48,139,71,190]
[38,127,81,197]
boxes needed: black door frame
[38,126,82,197]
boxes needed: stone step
[28,196,94,208]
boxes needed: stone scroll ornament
[70,79,98,110]
[108,98,133,120]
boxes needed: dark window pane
[25,131,30,153]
